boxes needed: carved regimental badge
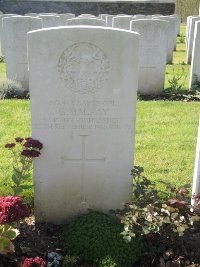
[58,42,110,94]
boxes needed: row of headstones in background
[1,13,181,95]
[28,26,140,223]
[186,15,200,64]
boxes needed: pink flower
[21,256,47,267]
[0,196,30,224]
[15,137,24,143]
[24,139,43,150]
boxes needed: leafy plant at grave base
[190,74,200,92]
[62,255,78,267]
[20,256,48,267]
[116,166,200,256]
[167,67,187,92]
[178,33,185,44]
[0,79,29,99]
[5,137,43,196]
[0,195,30,255]
[61,211,143,267]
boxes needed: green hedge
[175,0,200,22]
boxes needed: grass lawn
[0,24,199,202]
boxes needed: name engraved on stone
[58,42,110,94]
[61,135,106,208]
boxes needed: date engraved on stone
[58,42,110,94]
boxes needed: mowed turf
[0,24,199,201]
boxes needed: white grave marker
[131,19,168,94]
[2,16,43,89]
[28,26,140,223]
[64,18,106,26]
[192,119,200,205]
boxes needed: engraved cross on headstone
[61,135,106,206]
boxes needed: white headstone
[106,15,115,27]
[28,26,140,223]
[153,17,173,64]
[59,13,75,25]
[38,15,61,27]
[170,14,181,36]
[0,14,16,53]
[133,15,146,19]
[100,14,109,21]
[189,21,200,88]
[187,16,200,64]
[25,13,39,17]
[112,15,134,30]
[78,14,96,18]
[64,18,106,26]
[192,119,200,205]
[153,15,177,52]
[2,16,43,88]
[130,19,168,94]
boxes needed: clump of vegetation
[0,79,29,99]
[167,67,187,92]
[191,74,200,92]
[117,166,200,256]
[62,255,78,267]
[0,55,5,63]
[61,212,143,267]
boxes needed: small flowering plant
[5,137,43,196]
[0,196,30,255]
[21,256,47,267]
[118,166,200,246]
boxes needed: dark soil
[1,216,200,267]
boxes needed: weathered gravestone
[2,16,43,89]
[153,17,173,64]
[106,15,115,27]
[64,18,106,26]
[130,19,168,94]
[189,21,200,88]
[28,26,140,224]
[187,16,200,64]
[0,14,16,53]
[113,15,134,30]
[192,120,200,205]
[38,15,60,27]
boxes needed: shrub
[61,211,143,267]
[117,166,200,254]
[0,79,29,99]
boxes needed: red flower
[24,139,43,150]
[21,149,40,158]
[21,256,47,267]
[177,188,189,195]
[0,196,30,224]
[15,137,24,143]
[5,143,16,149]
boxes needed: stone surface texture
[28,26,140,223]
[64,17,106,25]
[113,15,134,29]
[187,16,200,64]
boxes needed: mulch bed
[1,216,200,267]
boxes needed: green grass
[134,101,200,187]
[0,24,199,201]
[0,63,6,79]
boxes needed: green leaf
[20,157,25,164]
[13,167,20,176]
[4,229,19,239]
[11,174,19,185]
[21,174,31,180]
[20,184,33,189]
